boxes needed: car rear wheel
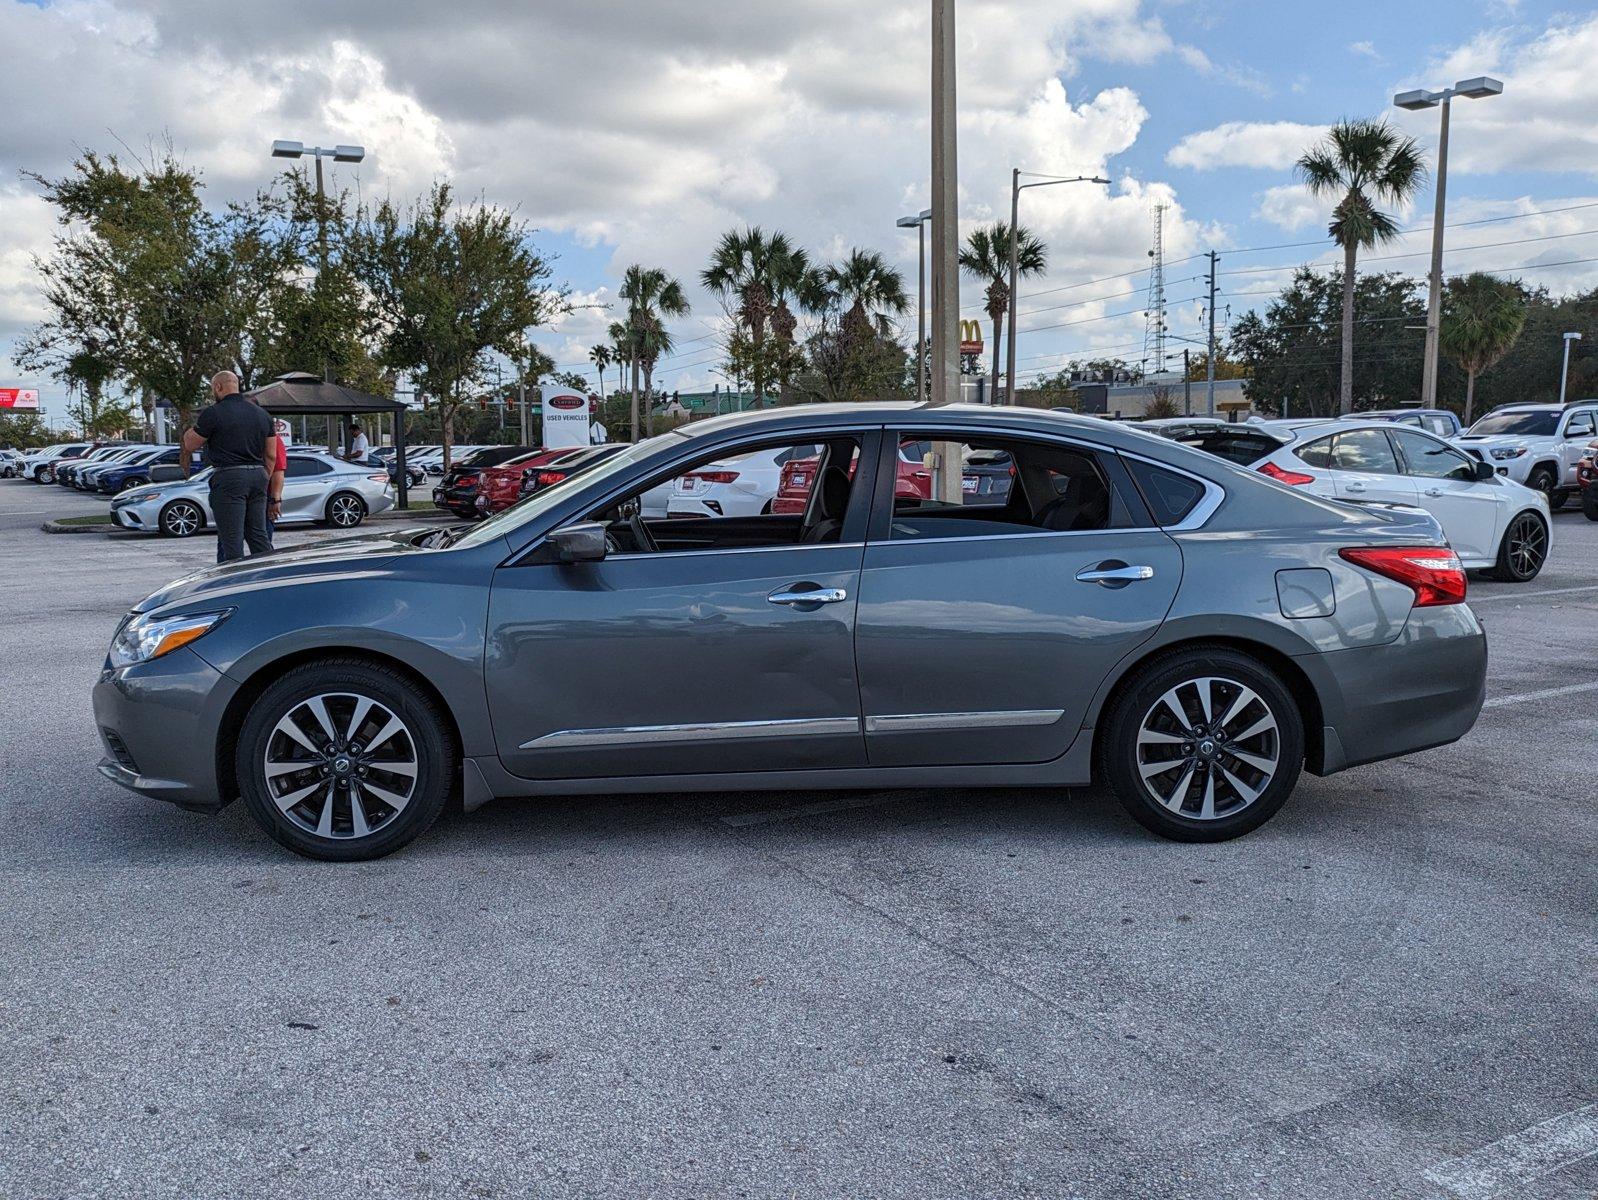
[237,659,454,861]
[36,466,55,485]
[1583,489,1598,522]
[1490,511,1548,581]
[158,499,204,537]
[324,492,367,528]
[1101,648,1304,842]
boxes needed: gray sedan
[93,402,1486,860]
[109,452,394,537]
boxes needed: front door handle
[1423,487,1443,497]
[1075,562,1154,587]
[768,585,848,606]
[1346,482,1366,493]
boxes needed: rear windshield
[1174,429,1284,466]
[1468,411,1558,437]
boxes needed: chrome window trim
[604,540,865,563]
[864,709,1064,733]
[522,715,860,750]
[886,422,1228,534]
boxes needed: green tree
[702,227,811,407]
[822,249,909,338]
[588,343,611,400]
[793,323,912,403]
[351,181,557,468]
[619,265,689,440]
[959,222,1047,402]
[0,413,49,448]
[1296,119,1426,414]
[1441,273,1529,422]
[1229,267,1425,417]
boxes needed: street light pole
[1004,171,1109,405]
[1394,77,1502,409]
[930,0,959,418]
[1560,332,1582,406]
[270,140,366,384]
[897,209,932,400]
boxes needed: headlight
[1489,447,1528,461]
[122,490,163,503]
[108,609,231,669]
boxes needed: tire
[1525,465,1558,505]
[36,466,54,485]
[158,499,205,538]
[1550,489,1570,512]
[236,658,454,861]
[324,492,367,528]
[1584,489,1598,522]
[1100,647,1305,842]
[1490,511,1549,582]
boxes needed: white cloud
[1166,121,1327,171]
[1348,40,1381,60]
[1255,183,1324,232]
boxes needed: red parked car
[772,443,933,514]
[473,448,572,517]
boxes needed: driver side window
[591,437,861,555]
[1564,411,1595,439]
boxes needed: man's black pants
[209,466,272,563]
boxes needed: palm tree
[959,222,1047,402]
[620,265,690,441]
[635,317,675,437]
[1297,119,1425,414]
[1441,273,1528,423]
[824,249,910,340]
[588,343,611,401]
[701,227,811,407]
[607,321,630,401]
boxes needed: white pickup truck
[1455,401,1598,510]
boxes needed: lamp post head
[1394,89,1441,111]
[1454,76,1504,99]
[332,145,366,163]
[1565,331,1583,342]
[896,214,922,229]
[270,140,306,158]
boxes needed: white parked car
[1455,401,1598,508]
[666,444,819,518]
[109,452,394,537]
[0,449,27,478]
[20,442,91,482]
[1179,420,1550,582]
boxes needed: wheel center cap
[1199,740,1216,757]
[332,756,352,775]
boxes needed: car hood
[132,527,435,614]
[1456,433,1531,448]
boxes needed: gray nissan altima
[93,402,1487,860]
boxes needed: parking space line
[1471,584,1598,603]
[1483,680,1598,709]
[1424,1103,1598,1199]
[721,795,893,827]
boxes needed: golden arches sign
[958,319,983,354]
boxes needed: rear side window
[1295,437,1333,468]
[1123,458,1207,527]
[1330,430,1400,473]
[285,457,333,478]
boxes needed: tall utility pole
[897,209,932,400]
[1395,77,1503,408]
[270,140,365,385]
[1560,332,1583,405]
[1003,171,1109,404]
[1183,348,1191,416]
[1143,204,1168,378]
[1205,250,1219,417]
[929,0,959,412]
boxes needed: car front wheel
[158,499,205,537]
[1101,648,1304,842]
[1490,511,1548,581]
[36,466,54,485]
[237,658,454,861]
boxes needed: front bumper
[92,645,240,812]
[1298,602,1487,775]
[111,502,152,530]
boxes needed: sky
[2,0,1596,419]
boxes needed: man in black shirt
[180,371,283,562]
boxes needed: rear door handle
[1346,482,1366,493]
[1075,562,1154,587]
[768,585,848,606]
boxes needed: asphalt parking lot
[1,479,1594,1200]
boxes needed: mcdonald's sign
[959,319,983,355]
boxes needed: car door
[1558,408,1597,487]
[484,431,881,781]
[1389,427,1498,561]
[1327,428,1418,509]
[854,428,1183,768]
[281,456,334,521]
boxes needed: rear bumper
[1297,603,1487,775]
[91,646,238,812]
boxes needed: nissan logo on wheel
[549,395,585,411]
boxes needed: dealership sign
[541,388,591,449]
[0,388,39,409]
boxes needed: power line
[1219,227,1598,277]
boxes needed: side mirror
[1473,459,1496,482]
[148,464,184,483]
[546,520,608,563]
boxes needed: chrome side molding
[522,715,860,750]
[863,709,1064,733]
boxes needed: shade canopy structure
[242,372,413,508]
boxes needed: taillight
[687,470,739,484]
[367,473,389,483]
[536,471,567,486]
[1258,461,1316,486]
[1339,546,1467,607]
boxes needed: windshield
[1468,410,1558,437]
[448,434,677,550]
